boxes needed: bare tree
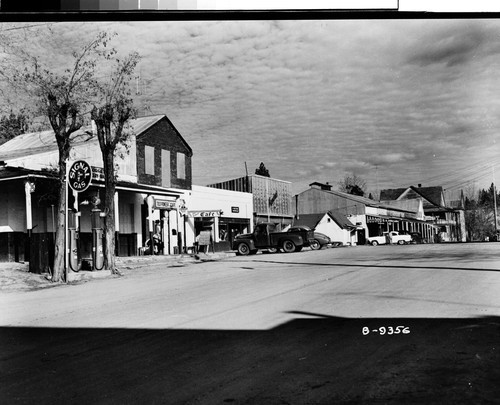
[9,31,114,282]
[90,52,140,274]
[338,173,367,196]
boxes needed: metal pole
[64,161,69,282]
[493,165,498,237]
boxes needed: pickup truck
[367,231,412,246]
[233,222,313,255]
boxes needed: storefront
[186,185,253,252]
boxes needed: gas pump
[91,208,105,270]
[68,209,81,272]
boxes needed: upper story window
[145,146,155,175]
[161,149,171,187]
[177,152,186,180]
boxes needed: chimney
[418,184,422,188]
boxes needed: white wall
[314,214,354,245]
[186,185,253,246]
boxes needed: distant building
[380,185,466,242]
[207,174,294,226]
[294,182,434,244]
[293,211,357,246]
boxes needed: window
[145,146,155,175]
[161,149,171,187]
[177,152,186,180]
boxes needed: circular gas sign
[68,160,93,192]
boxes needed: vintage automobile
[288,226,331,250]
[232,222,313,255]
[367,231,412,246]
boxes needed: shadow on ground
[1,316,499,404]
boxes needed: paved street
[1,243,500,404]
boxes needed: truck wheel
[371,240,378,246]
[282,240,296,253]
[397,240,405,245]
[237,243,251,256]
[310,240,321,250]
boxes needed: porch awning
[366,215,399,224]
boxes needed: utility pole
[493,165,499,239]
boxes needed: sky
[2,18,500,199]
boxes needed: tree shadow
[1,315,499,404]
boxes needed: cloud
[407,23,487,67]
[4,19,500,197]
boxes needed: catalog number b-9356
[362,326,410,336]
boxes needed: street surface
[1,243,500,404]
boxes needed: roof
[328,211,357,229]
[380,186,445,208]
[293,212,356,230]
[0,114,177,162]
[293,213,324,229]
[379,188,407,201]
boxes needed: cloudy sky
[3,18,500,198]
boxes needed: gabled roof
[379,188,407,201]
[134,115,193,156]
[293,212,356,230]
[293,213,324,229]
[412,186,444,207]
[328,211,357,229]
[299,185,378,206]
[0,114,189,162]
[380,186,445,208]
[300,184,417,213]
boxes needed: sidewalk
[0,251,236,292]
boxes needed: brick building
[0,115,194,267]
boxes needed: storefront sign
[231,207,239,213]
[91,166,105,181]
[366,216,397,224]
[154,199,176,210]
[188,210,222,218]
[68,160,92,192]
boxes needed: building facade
[207,174,294,226]
[0,115,195,267]
[380,185,466,242]
[186,185,253,252]
[294,182,435,244]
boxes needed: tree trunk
[51,159,67,282]
[103,150,117,273]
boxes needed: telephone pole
[493,165,498,238]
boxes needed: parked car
[367,231,412,246]
[409,232,425,244]
[288,226,331,250]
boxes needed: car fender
[233,238,256,250]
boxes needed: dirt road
[1,244,500,404]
